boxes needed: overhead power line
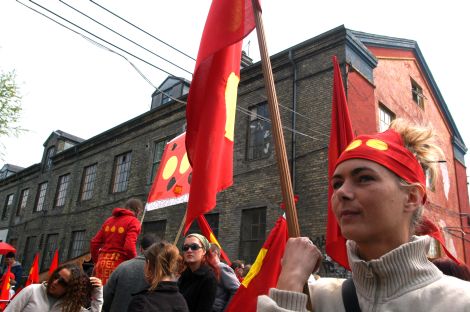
[59,0,193,76]
[89,0,196,62]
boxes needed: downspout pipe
[288,50,297,192]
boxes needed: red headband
[335,129,426,201]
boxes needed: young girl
[128,241,188,312]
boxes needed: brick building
[0,26,468,279]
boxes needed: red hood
[112,208,136,217]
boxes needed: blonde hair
[144,241,181,291]
[389,118,444,230]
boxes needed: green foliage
[0,70,22,137]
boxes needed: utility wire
[89,0,196,61]
[27,0,177,78]
[19,1,329,138]
[59,0,193,76]
[17,0,186,105]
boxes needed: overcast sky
[1,0,468,182]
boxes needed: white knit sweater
[257,236,470,312]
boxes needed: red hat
[335,128,426,202]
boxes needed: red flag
[0,265,12,309]
[325,56,354,270]
[197,215,231,266]
[25,253,40,286]
[416,216,462,264]
[184,0,257,233]
[225,215,288,312]
[146,133,192,211]
[48,249,59,276]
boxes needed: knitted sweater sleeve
[257,288,309,312]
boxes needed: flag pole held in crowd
[251,1,299,238]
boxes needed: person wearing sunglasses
[5,263,103,312]
[128,241,189,312]
[178,233,219,312]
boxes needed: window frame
[2,193,14,220]
[34,182,48,212]
[16,188,29,216]
[79,164,98,201]
[111,151,132,193]
[411,79,425,109]
[247,102,272,161]
[378,103,395,132]
[42,233,59,270]
[54,174,70,208]
[68,230,87,259]
[239,207,266,263]
[44,146,56,171]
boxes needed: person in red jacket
[90,198,143,285]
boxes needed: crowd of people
[2,119,470,311]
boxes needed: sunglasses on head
[182,243,203,252]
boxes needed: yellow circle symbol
[118,227,125,234]
[105,225,110,232]
[225,72,240,142]
[366,139,388,151]
[111,226,116,233]
[345,139,362,151]
[179,153,190,174]
[162,156,178,180]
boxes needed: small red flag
[197,215,231,266]
[225,215,288,312]
[48,249,59,276]
[145,133,192,211]
[0,265,12,309]
[184,0,257,234]
[325,56,354,270]
[25,253,40,286]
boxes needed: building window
[247,103,272,160]
[411,79,424,109]
[239,208,266,263]
[45,146,56,171]
[142,220,167,241]
[378,104,395,132]
[55,174,70,207]
[34,182,48,212]
[42,233,59,270]
[23,236,37,271]
[2,194,14,220]
[79,164,97,201]
[150,139,169,183]
[16,188,29,216]
[187,213,219,237]
[112,152,132,193]
[427,237,441,258]
[68,230,87,259]
[425,168,436,192]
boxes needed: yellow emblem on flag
[224,72,239,142]
[242,247,268,288]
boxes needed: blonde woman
[128,241,188,312]
[258,119,470,311]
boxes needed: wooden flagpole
[174,210,187,245]
[252,2,299,238]
[252,2,312,308]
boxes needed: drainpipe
[288,50,297,192]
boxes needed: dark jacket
[127,281,188,312]
[11,261,23,289]
[178,265,217,312]
[103,255,149,312]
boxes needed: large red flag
[0,265,12,309]
[48,249,59,276]
[145,133,191,211]
[225,215,288,312]
[197,215,231,266]
[184,0,258,233]
[325,56,354,270]
[25,253,40,287]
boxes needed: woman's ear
[404,185,425,212]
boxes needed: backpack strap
[341,278,361,312]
